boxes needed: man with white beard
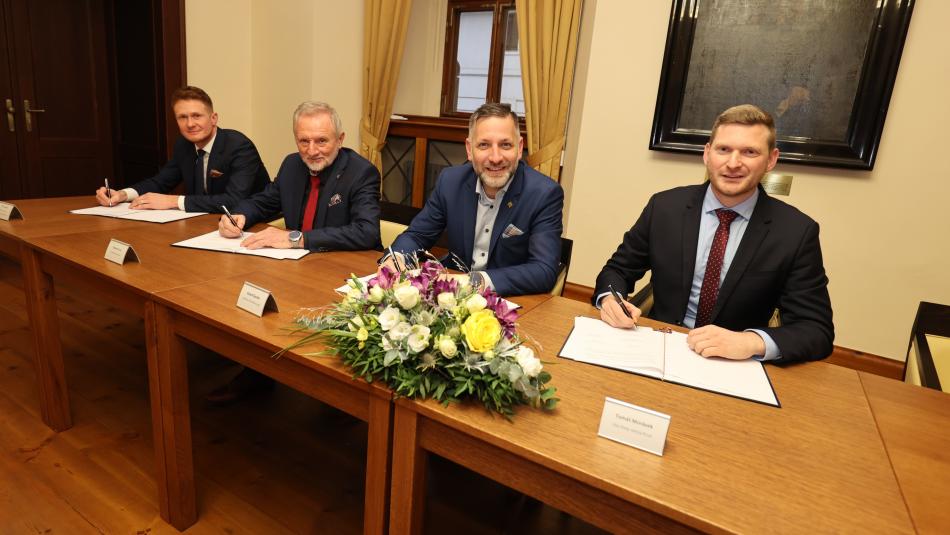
[219,100,380,251]
[384,102,564,296]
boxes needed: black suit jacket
[593,183,834,363]
[129,128,269,213]
[234,147,381,251]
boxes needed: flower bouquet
[287,260,558,417]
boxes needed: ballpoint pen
[608,283,637,329]
[221,205,243,237]
[104,178,112,207]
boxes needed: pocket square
[502,223,524,238]
[209,169,224,178]
[328,193,343,207]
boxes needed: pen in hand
[104,178,112,207]
[221,205,243,237]
[608,284,637,329]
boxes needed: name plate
[236,281,279,317]
[103,239,139,265]
[597,397,671,456]
[0,201,23,221]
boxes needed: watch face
[289,231,302,242]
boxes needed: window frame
[440,0,517,118]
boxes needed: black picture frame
[650,0,915,170]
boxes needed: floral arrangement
[288,260,558,417]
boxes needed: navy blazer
[234,147,381,251]
[593,183,834,363]
[392,161,564,296]
[129,128,269,213]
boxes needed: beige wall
[185,0,363,176]
[564,0,950,360]
[188,0,950,360]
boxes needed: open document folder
[172,230,309,260]
[70,203,206,223]
[559,316,779,406]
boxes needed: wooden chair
[550,237,573,296]
[903,301,950,392]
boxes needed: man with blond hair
[594,104,834,363]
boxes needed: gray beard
[478,171,512,191]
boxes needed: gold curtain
[360,0,413,170]
[516,0,582,182]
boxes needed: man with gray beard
[385,102,564,296]
[219,100,380,251]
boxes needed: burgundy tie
[301,174,320,231]
[695,209,738,327]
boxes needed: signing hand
[130,192,178,210]
[599,296,641,329]
[240,226,292,249]
[218,213,246,238]
[686,325,765,360]
[95,187,127,206]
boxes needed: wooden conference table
[4,197,950,533]
[390,297,950,534]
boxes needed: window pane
[455,11,493,113]
[500,9,524,115]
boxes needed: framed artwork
[650,0,915,170]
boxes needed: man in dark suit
[594,104,833,363]
[95,86,268,213]
[218,100,380,251]
[385,102,563,296]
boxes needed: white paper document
[71,203,207,223]
[172,230,309,260]
[560,316,778,406]
[333,273,521,310]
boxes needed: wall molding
[558,282,903,380]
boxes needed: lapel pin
[507,201,513,209]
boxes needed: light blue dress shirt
[684,187,779,361]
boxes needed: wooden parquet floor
[0,256,605,535]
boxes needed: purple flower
[485,291,518,337]
[370,266,397,289]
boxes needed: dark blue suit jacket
[234,147,381,251]
[129,128,269,213]
[593,183,834,363]
[392,161,563,296]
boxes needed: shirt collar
[196,130,217,155]
[702,184,759,221]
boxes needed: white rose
[437,292,457,310]
[378,306,401,331]
[389,321,412,341]
[368,285,385,303]
[407,325,431,353]
[516,346,543,378]
[414,309,435,326]
[394,285,420,310]
[437,335,458,358]
[465,292,487,313]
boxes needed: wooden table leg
[145,301,197,530]
[389,404,427,535]
[363,391,393,535]
[18,244,71,431]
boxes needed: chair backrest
[380,219,408,249]
[904,301,950,392]
[550,237,573,296]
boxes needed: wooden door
[4,0,113,198]
[0,0,23,199]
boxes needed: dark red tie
[695,209,738,327]
[301,174,320,231]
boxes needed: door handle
[4,98,13,132]
[24,99,46,132]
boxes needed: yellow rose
[461,309,502,353]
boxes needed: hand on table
[95,187,127,206]
[600,296,641,329]
[130,192,178,210]
[686,325,765,360]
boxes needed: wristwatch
[288,230,303,249]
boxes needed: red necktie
[301,174,320,231]
[695,209,738,327]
